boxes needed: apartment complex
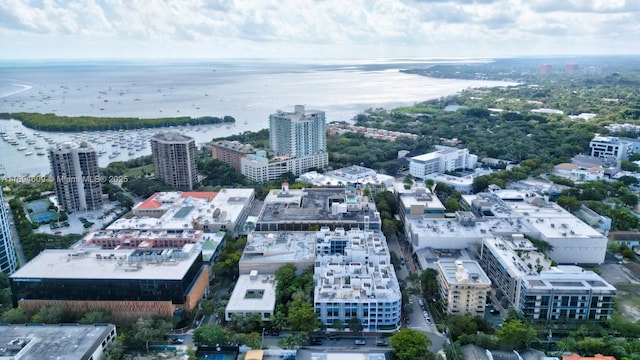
[0,186,18,274]
[211,140,255,173]
[314,228,402,331]
[269,105,326,157]
[480,236,616,322]
[519,266,616,322]
[436,260,491,316]
[151,132,197,190]
[48,141,103,212]
[9,245,209,322]
[241,152,328,183]
[409,146,477,180]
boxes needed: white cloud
[0,0,638,58]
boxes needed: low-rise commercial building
[404,190,607,265]
[225,270,276,322]
[239,231,316,275]
[0,324,117,360]
[314,228,402,332]
[394,183,446,222]
[436,260,491,316]
[111,189,254,235]
[10,246,209,322]
[298,165,395,190]
[256,184,381,232]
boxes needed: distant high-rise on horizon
[49,142,103,212]
[151,132,197,191]
[269,105,326,157]
[0,185,18,274]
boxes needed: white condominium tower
[269,105,326,157]
[150,132,197,191]
[0,186,18,274]
[48,142,103,212]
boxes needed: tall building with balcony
[0,186,18,274]
[314,228,402,332]
[151,132,197,190]
[269,105,326,157]
[436,260,491,316]
[48,142,103,212]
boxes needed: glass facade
[11,255,204,305]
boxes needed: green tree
[445,198,461,212]
[332,319,345,331]
[229,313,264,333]
[556,195,581,213]
[233,332,262,349]
[31,306,65,323]
[348,317,363,333]
[621,160,639,172]
[1,307,29,323]
[389,328,435,360]
[193,324,231,346]
[495,319,537,350]
[277,332,309,349]
[609,208,639,230]
[131,318,173,352]
[78,310,111,324]
[447,315,478,341]
[287,299,320,333]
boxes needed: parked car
[354,339,366,345]
[265,329,280,336]
[327,334,338,340]
[310,338,323,345]
[376,338,388,347]
[418,299,424,306]
[490,309,500,315]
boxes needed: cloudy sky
[1,0,639,59]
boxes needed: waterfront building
[0,185,18,274]
[409,146,477,180]
[0,324,116,360]
[436,260,491,316]
[314,228,402,332]
[9,245,208,322]
[151,132,197,190]
[269,105,326,157]
[48,141,103,212]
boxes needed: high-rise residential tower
[0,186,18,274]
[269,105,326,157]
[48,142,103,212]
[151,132,197,190]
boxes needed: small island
[0,112,235,132]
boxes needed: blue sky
[1,0,639,59]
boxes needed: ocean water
[0,59,510,177]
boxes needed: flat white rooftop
[242,231,316,264]
[226,272,277,313]
[524,266,616,292]
[11,246,200,281]
[482,237,550,278]
[437,260,491,286]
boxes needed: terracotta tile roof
[136,193,162,210]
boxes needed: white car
[355,339,366,345]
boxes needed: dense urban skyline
[1,0,639,59]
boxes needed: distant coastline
[0,112,235,132]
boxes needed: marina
[0,118,241,177]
